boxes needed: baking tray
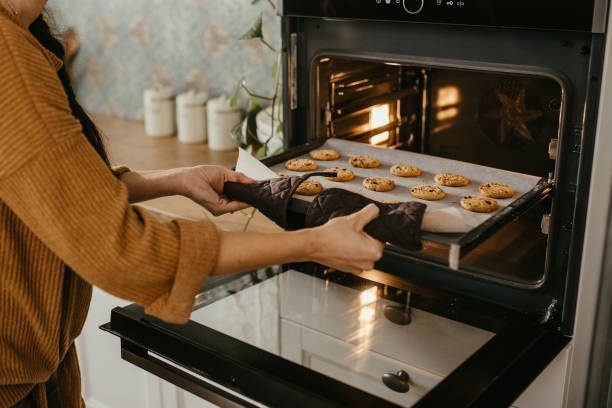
[262,139,553,270]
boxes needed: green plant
[230,5,283,160]
[230,2,282,233]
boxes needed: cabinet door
[511,345,570,408]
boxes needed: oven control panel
[280,0,599,32]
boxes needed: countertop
[96,114,281,233]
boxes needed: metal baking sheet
[269,139,543,234]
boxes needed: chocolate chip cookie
[296,180,323,196]
[324,167,355,182]
[479,182,515,199]
[310,149,340,161]
[285,158,318,172]
[349,155,381,169]
[363,177,395,192]
[434,172,469,187]
[410,184,446,201]
[460,196,499,213]
[390,164,422,177]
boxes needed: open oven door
[101,269,569,408]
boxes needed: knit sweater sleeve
[0,17,219,324]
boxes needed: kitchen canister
[207,95,241,151]
[256,104,284,154]
[177,90,208,144]
[144,87,176,138]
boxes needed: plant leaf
[254,144,268,158]
[231,118,249,145]
[251,0,261,4]
[239,14,263,41]
[247,96,262,113]
[230,77,245,108]
[271,58,280,78]
[276,121,283,134]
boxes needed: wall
[50,0,280,120]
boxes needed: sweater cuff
[111,165,131,179]
[145,219,220,324]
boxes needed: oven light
[436,86,461,107]
[369,104,390,145]
[370,133,390,145]
[436,107,459,121]
[360,286,378,305]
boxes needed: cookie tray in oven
[261,138,553,276]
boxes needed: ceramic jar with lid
[177,90,208,144]
[206,95,241,151]
[144,87,176,138]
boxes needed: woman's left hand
[179,165,255,216]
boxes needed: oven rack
[262,140,554,275]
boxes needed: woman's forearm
[120,169,186,203]
[212,229,318,275]
[212,204,385,275]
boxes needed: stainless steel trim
[567,2,612,403]
[593,0,610,33]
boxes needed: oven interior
[314,56,563,288]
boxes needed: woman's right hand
[308,204,385,273]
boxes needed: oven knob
[402,0,424,14]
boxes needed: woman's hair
[29,14,110,165]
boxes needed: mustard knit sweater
[0,8,220,407]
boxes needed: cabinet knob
[382,370,411,393]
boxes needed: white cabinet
[512,345,571,408]
[282,318,571,408]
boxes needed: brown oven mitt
[224,173,427,250]
[223,172,334,230]
[305,189,427,251]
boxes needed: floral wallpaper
[50,0,280,120]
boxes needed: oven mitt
[223,172,335,230]
[305,189,427,251]
[224,175,426,250]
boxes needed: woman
[0,1,384,407]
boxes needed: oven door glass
[103,269,568,408]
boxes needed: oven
[102,1,610,407]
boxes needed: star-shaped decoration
[483,88,544,145]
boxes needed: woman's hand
[212,204,385,276]
[179,165,255,216]
[308,204,385,273]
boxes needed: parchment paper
[238,139,542,233]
